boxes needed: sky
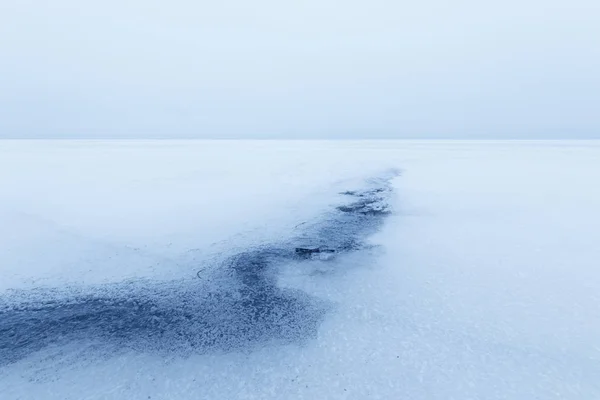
[0,0,598,139]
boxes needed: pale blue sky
[1,0,598,138]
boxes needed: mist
[1,0,599,139]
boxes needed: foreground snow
[1,140,599,399]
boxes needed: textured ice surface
[1,140,600,399]
[0,176,396,364]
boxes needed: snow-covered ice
[1,140,599,399]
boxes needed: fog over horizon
[1,0,599,139]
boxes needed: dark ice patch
[0,172,397,365]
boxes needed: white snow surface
[1,140,600,399]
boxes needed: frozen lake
[1,140,599,399]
